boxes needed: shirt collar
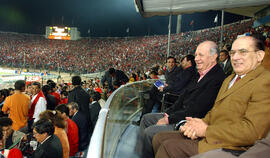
[198,64,216,78]
[41,135,51,144]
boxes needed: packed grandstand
[0,20,254,74]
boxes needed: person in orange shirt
[2,80,30,131]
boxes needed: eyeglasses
[229,49,257,56]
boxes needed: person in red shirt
[55,104,79,157]
[48,81,61,105]
[59,91,68,104]
[94,82,103,94]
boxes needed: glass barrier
[88,79,156,158]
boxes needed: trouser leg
[142,124,175,158]
[153,131,199,158]
[135,113,163,156]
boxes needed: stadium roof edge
[134,0,270,18]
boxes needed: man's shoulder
[205,64,226,81]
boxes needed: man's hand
[156,113,169,125]
[158,86,164,92]
[158,83,168,92]
[180,117,208,139]
[180,124,198,140]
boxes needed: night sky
[0,0,247,37]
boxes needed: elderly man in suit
[67,102,90,157]
[153,35,270,158]
[135,41,226,158]
[219,49,233,77]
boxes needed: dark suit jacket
[72,111,90,151]
[68,86,90,124]
[89,101,101,131]
[164,66,196,94]
[220,59,233,77]
[32,134,63,158]
[165,64,225,124]
[45,94,56,110]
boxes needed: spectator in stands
[157,69,165,80]
[149,71,159,79]
[219,49,233,77]
[25,83,33,96]
[55,104,79,157]
[136,41,225,158]
[39,110,69,158]
[0,117,25,149]
[152,36,270,158]
[93,82,102,94]
[67,102,90,157]
[59,91,68,104]
[32,119,63,158]
[2,80,30,131]
[134,55,197,126]
[0,127,23,158]
[68,76,91,128]
[48,82,61,106]
[101,67,129,92]
[89,92,101,130]
[0,89,8,110]
[41,85,56,110]
[28,82,47,132]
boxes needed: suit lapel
[215,65,264,102]
[214,74,234,102]
[195,64,218,89]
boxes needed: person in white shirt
[28,82,47,132]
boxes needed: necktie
[220,62,224,70]
[234,76,241,85]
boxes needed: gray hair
[68,102,79,110]
[209,44,219,56]
[208,42,219,62]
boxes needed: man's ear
[257,50,265,63]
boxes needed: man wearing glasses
[152,35,270,158]
[32,119,63,158]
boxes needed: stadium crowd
[0,18,270,158]
[0,20,254,74]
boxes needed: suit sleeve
[168,76,224,124]
[205,77,270,146]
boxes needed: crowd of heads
[0,19,256,76]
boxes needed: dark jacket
[165,64,225,124]
[44,94,56,110]
[220,59,233,77]
[164,65,197,94]
[68,86,90,124]
[72,111,90,151]
[32,134,63,158]
[89,101,101,131]
[101,69,129,92]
